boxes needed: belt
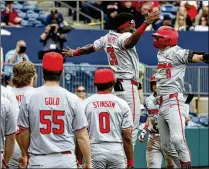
[117,79,139,86]
[31,150,72,156]
[159,93,178,105]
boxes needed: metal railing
[4,64,208,96]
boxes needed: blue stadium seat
[38,11,49,23]
[22,3,36,11]
[199,116,208,127]
[28,18,41,27]
[1,3,5,10]
[17,10,27,19]
[27,10,39,19]
[161,4,178,15]
[21,19,29,27]
[13,3,23,10]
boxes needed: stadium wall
[135,128,208,167]
[1,28,208,66]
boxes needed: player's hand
[138,133,145,143]
[18,155,28,168]
[83,163,92,169]
[62,46,73,57]
[145,11,160,25]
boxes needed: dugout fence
[5,64,208,96]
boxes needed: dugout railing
[4,64,208,96]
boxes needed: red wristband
[78,159,82,165]
[127,158,134,167]
[73,49,81,56]
[136,22,148,35]
[143,124,148,131]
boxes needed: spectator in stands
[135,2,151,28]
[46,9,64,26]
[175,15,187,31]
[39,24,67,60]
[1,1,22,27]
[105,2,119,29]
[196,1,208,25]
[76,85,86,100]
[181,1,198,28]
[194,16,209,31]
[4,40,29,76]
[119,1,136,19]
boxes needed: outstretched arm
[192,53,209,64]
[62,44,96,57]
[124,11,160,49]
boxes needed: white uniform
[156,45,191,165]
[0,96,18,168]
[17,85,88,168]
[93,31,141,146]
[8,86,34,167]
[145,94,178,168]
[84,92,133,168]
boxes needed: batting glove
[138,125,148,143]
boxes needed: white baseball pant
[146,133,177,168]
[157,93,191,168]
[91,143,125,168]
[114,79,141,146]
[28,151,77,168]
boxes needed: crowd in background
[59,1,209,31]
[1,1,208,31]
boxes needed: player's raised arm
[124,11,160,49]
[191,52,209,64]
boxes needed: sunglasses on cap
[77,90,86,93]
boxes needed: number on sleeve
[40,110,65,135]
[99,112,110,133]
[107,47,118,66]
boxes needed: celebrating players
[17,52,92,168]
[139,74,177,168]
[62,11,160,146]
[152,26,209,169]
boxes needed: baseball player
[1,96,18,168]
[62,12,160,146]
[152,26,209,169]
[139,74,177,168]
[8,61,36,168]
[78,68,134,168]
[17,52,92,168]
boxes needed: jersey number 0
[99,112,110,133]
[40,110,64,134]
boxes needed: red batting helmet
[94,68,116,84]
[152,26,179,49]
[150,73,157,91]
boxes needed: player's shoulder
[118,32,132,40]
[1,96,10,107]
[1,85,16,99]
[145,94,155,105]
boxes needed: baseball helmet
[94,68,116,84]
[152,26,179,49]
[150,73,157,91]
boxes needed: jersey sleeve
[93,36,105,51]
[175,47,192,64]
[122,102,133,129]
[17,95,29,129]
[72,98,88,131]
[5,104,18,136]
[117,32,132,49]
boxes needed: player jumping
[80,68,134,168]
[62,11,160,146]
[152,26,209,169]
[17,52,92,168]
[139,74,177,168]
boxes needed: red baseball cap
[94,68,116,84]
[42,52,63,71]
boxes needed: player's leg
[164,97,191,168]
[146,135,163,168]
[157,112,180,168]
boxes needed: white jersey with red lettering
[145,94,159,134]
[156,45,191,96]
[84,92,133,168]
[93,31,140,81]
[17,85,88,168]
[12,86,34,107]
[9,86,33,167]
